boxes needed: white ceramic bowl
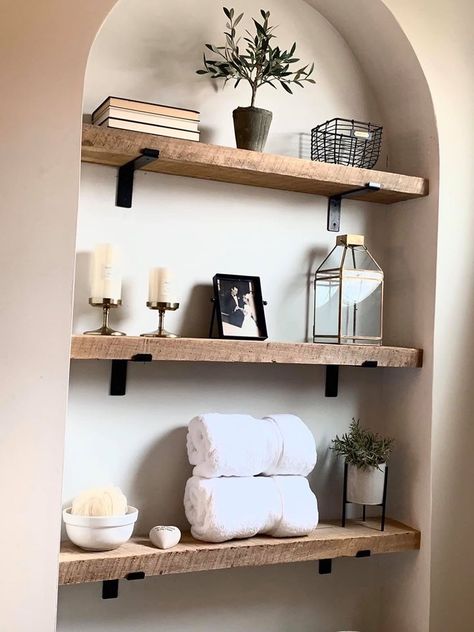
[63,506,139,551]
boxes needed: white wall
[58,2,391,631]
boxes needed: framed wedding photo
[212,274,268,340]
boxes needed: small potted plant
[331,419,394,505]
[197,7,315,152]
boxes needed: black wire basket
[311,118,383,169]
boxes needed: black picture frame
[212,274,268,340]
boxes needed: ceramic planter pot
[347,463,386,505]
[233,106,273,151]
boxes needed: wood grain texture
[59,519,420,585]
[70,335,423,368]
[82,124,429,203]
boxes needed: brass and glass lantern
[313,234,383,345]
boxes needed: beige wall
[0,0,473,630]
[0,2,116,630]
[384,1,474,630]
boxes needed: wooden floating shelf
[82,123,428,204]
[59,518,420,585]
[71,335,423,368]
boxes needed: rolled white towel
[186,413,316,478]
[266,476,319,538]
[184,475,319,543]
[262,414,317,476]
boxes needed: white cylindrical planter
[347,463,386,505]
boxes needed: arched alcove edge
[75,3,439,632]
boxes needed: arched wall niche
[62,3,439,632]
[0,0,446,629]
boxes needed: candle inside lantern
[90,244,122,301]
[149,267,174,303]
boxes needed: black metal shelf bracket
[319,559,332,575]
[116,148,160,208]
[102,572,145,600]
[327,182,381,232]
[110,354,153,396]
[325,359,378,398]
[325,365,339,397]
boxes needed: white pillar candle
[90,244,122,300]
[149,267,174,303]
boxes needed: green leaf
[223,7,231,19]
[253,19,266,36]
[196,69,208,75]
[280,81,293,94]
[260,9,267,19]
[290,42,296,56]
[234,12,244,27]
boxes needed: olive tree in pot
[331,419,394,505]
[197,7,315,151]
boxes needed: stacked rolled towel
[184,475,319,543]
[187,413,317,477]
[184,413,319,543]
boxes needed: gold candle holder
[84,298,126,336]
[141,301,180,338]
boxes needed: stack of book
[91,96,200,142]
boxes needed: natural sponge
[71,486,127,517]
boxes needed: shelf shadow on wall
[130,426,192,533]
[179,283,214,338]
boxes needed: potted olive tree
[331,419,394,505]
[197,7,315,151]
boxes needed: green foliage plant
[331,419,394,471]
[196,7,315,108]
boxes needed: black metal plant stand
[341,462,388,531]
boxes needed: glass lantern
[313,234,383,345]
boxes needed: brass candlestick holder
[84,298,126,336]
[141,301,180,338]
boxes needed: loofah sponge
[71,486,127,517]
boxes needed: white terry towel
[186,413,316,478]
[184,475,319,543]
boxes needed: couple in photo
[223,285,260,336]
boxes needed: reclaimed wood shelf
[59,518,420,585]
[82,123,428,204]
[71,335,423,368]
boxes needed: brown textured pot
[233,106,273,151]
